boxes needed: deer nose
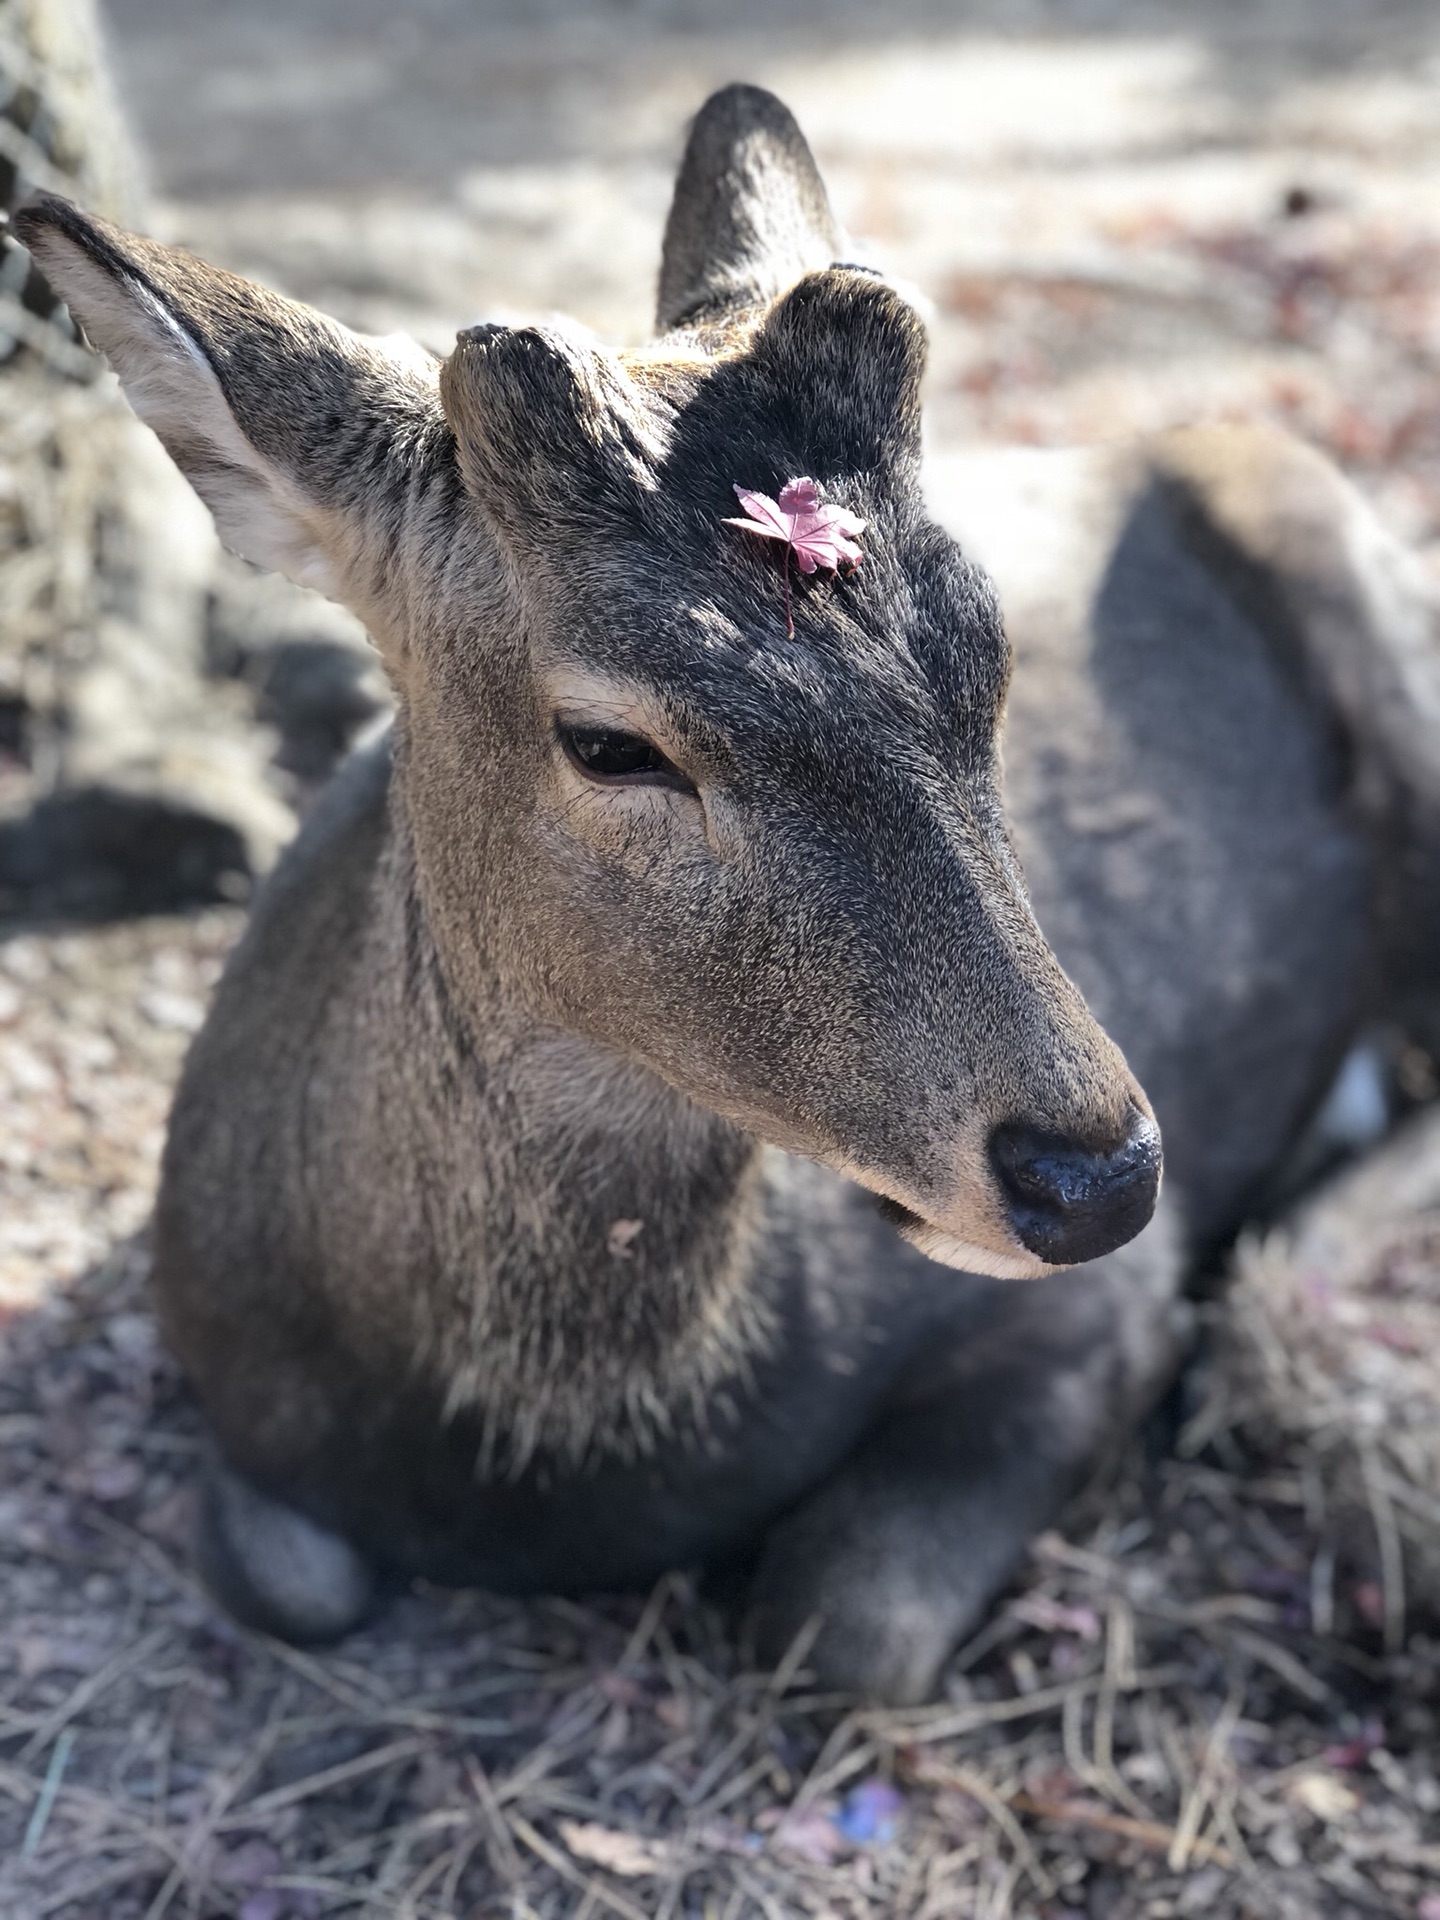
[989,1108,1161,1266]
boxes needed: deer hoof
[196,1458,379,1645]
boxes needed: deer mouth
[875,1105,1162,1278]
[877,1198,1059,1281]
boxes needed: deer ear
[750,268,926,476]
[12,193,439,599]
[657,84,843,334]
[440,322,669,543]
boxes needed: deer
[17,84,1440,1705]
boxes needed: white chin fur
[897,1219,1063,1280]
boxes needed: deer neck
[376,760,778,1472]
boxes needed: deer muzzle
[988,1106,1162,1267]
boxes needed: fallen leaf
[1323,1716,1385,1769]
[558,1820,670,1877]
[1354,1580,1386,1628]
[724,478,865,576]
[1286,1771,1360,1822]
[835,1778,905,1846]
[655,1692,690,1734]
[237,1896,284,1920]
[772,1804,848,1865]
[214,1839,282,1888]
[723,476,865,636]
[1010,1595,1103,1641]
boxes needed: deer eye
[557,722,696,794]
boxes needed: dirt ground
[4,3,1440,1915]
[102,0,1440,561]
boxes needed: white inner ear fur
[37,232,342,597]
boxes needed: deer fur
[18,84,1440,1704]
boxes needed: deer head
[17,85,1160,1278]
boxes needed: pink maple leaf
[724,477,865,635]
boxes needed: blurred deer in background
[18,83,1440,1703]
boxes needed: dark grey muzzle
[989,1110,1162,1265]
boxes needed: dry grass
[1197,1113,1440,1661]
[1,914,1438,1920]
